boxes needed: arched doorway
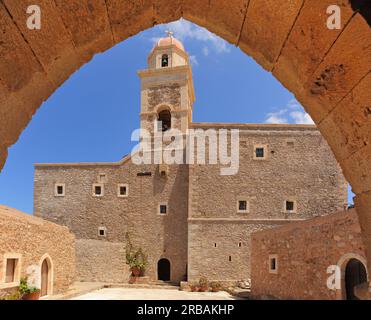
[40,259,49,297]
[39,254,53,297]
[345,258,368,300]
[158,258,171,281]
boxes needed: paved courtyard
[72,288,243,300]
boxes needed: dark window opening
[158,110,171,132]
[238,242,242,247]
[161,54,169,67]
[214,243,217,247]
[286,201,295,211]
[137,172,152,177]
[229,256,232,262]
[239,200,247,211]
[160,205,167,215]
[99,228,106,236]
[255,147,265,158]
[270,258,277,271]
[95,186,102,195]
[120,186,127,196]
[57,185,64,195]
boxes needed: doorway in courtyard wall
[345,259,367,300]
[158,258,171,281]
[40,259,50,297]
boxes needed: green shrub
[19,278,40,295]
[125,233,148,273]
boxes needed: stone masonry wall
[34,160,189,283]
[187,125,348,282]
[250,209,366,300]
[75,239,129,283]
[0,205,75,295]
[187,220,288,283]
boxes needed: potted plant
[210,281,222,292]
[19,278,40,300]
[125,233,148,278]
[198,277,209,292]
[190,284,199,292]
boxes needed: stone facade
[187,123,347,282]
[250,209,366,300]
[0,205,75,296]
[35,161,189,283]
[34,36,347,285]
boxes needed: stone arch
[155,104,174,114]
[38,254,54,297]
[0,1,370,279]
[337,253,368,300]
[157,257,171,281]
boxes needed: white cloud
[264,99,315,125]
[189,55,199,66]
[155,19,230,55]
[265,109,288,124]
[289,111,315,125]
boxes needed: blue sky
[0,19,353,214]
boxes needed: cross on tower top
[165,30,174,38]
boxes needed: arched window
[161,54,169,67]
[158,110,171,132]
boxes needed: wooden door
[41,260,49,296]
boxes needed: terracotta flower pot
[199,285,208,292]
[131,267,141,277]
[22,292,41,300]
[190,285,199,292]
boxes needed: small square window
[118,184,129,197]
[98,227,106,237]
[93,184,104,197]
[159,204,168,215]
[285,200,296,213]
[54,183,65,197]
[237,200,249,213]
[286,201,294,211]
[253,145,268,160]
[255,148,264,158]
[269,255,278,274]
[239,201,247,211]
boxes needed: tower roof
[155,35,185,51]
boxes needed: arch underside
[0,1,370,280]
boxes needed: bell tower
[138,32,195,134]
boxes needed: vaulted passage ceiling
[0,0,370,277]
